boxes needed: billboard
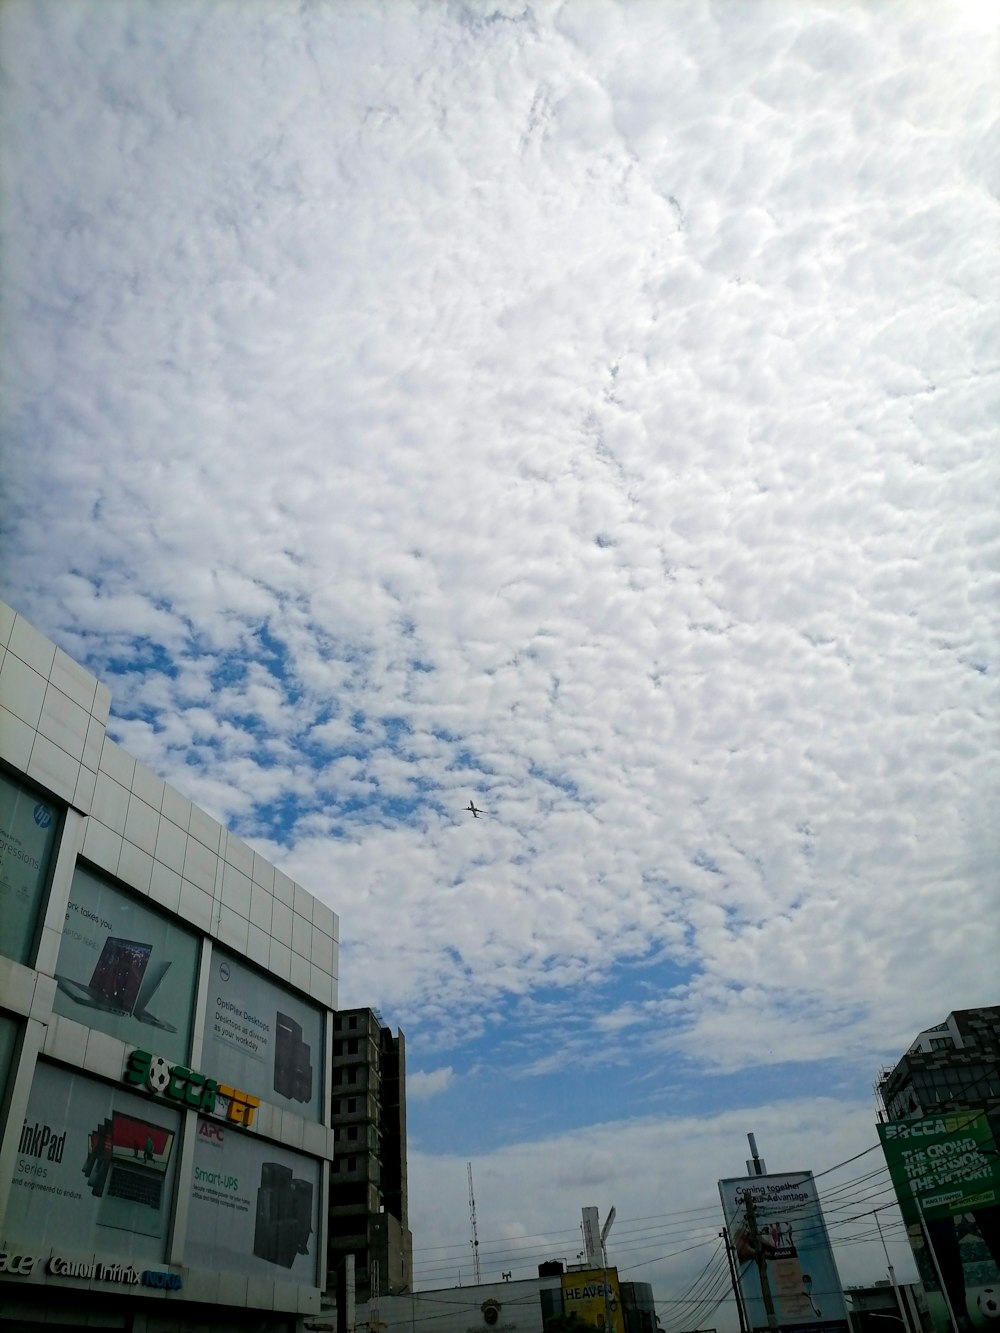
[185,1117,320,1286]
[878,1113,1000,1333]
[6,1059,182,1264]
[718,1172,849,1333]
[52,863,200,1064]
[202,949,323,1120]
[0,770,60,964]
[561,1268,624,1333]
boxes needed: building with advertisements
[0,601,341,1332]
[875,1007,1000,1333]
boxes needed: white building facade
[0,601,340,1332]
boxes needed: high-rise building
[875,1006,1000,1123]
[0,602,341,1331]
[328,1007,412,1311]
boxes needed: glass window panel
[186,1120,319,1286]
[0,771,61,963]
[0,1010,22,1101]
[52,864,200,1063]
[202,948,324,1120]
[7,1060,182,1263]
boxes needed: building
[875,1008,1000,1123]
[351,1264,658,1333]
[875,1007,1000,1333]
[0,601,341,1332]
[356,1273,563,1333]
[844,1280,928,1333]
[328,1007,412,1314]
[619,1280,659,1333]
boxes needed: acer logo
[0,1251,37,1275]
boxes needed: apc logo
[0,1250,37,1276]
[33,803,52,829]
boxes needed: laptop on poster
[92,1110,175,1238]
[56,937,152,1014]
[133,960,177,1032]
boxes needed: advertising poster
[719,1172,849,1333]
[0,771,60,964]
[51,864,199,1063]
[203,950,323,1120]
[6,1059,182,1264]
[879,1114,1000,1333]
[561,1268,625,1333]
[185,1118,319,1286]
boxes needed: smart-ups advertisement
[185,1119,319,1285]
[203,949,323,1120]
[7,1060,181,1264]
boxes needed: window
[333,1040,344,1056]
[348,1126,358,1141]
[332,1100,341,1116]
[930,1037,952,1051]
[0,770,62,965]
[348,1156,357,1171]
[349,1015,357,1030]
[348,1098,357,1113]
[333,1069,343,1087]
[0,1012,20,1096]
[347,1038,358,1055]
[53,863,199,1064]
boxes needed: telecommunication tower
[467,1161,482,1284]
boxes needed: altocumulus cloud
[1,0,998,1316]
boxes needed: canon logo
[0,1251,37,1275]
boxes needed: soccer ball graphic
[146,1056,171,1093]
[977,1289,1000,1322]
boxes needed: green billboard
[878,1111,1000,1223]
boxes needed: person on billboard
[733,1227,777,1265]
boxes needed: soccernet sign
[877,1112,1000,1222]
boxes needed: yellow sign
[561,1268,624,1333]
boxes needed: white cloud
[408,1066,456,1102]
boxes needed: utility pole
[721,1228,749,1333]
[742,1188,779,1333]
[874,1208,911,1333]
[600,1205,617,1333]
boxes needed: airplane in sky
[467,800,486,818]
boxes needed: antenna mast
[468,1161,482,1284]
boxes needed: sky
[1,0,998,1323]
